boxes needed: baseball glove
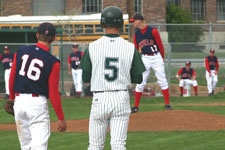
[4,100,14,116]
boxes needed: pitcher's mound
[1,110,225,132]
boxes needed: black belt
[93,89,127,93]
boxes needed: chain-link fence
[0,23,225,96]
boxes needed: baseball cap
[38,22,56,36]
[185,61,191,66]
[72,43,79,48]
[4,46,9,50]
[129,13,144,22]
[210,48,215,53]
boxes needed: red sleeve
[133,34,138,50]
[67,55,71,64]
[177,68,183,75]
[0,54,2,60]
[205,57,210,73]
[9,53,17,100]
[48,62,65,120]
[192,69,196,76]
[152,29,164,60]
[216,57,219,71]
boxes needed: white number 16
[19,54,44,81]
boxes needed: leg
[153,64,170,104]
[4,69,10,95]
[206,71,213,94]
[72,69,78,92]
[192,80,198,95]
[212,72,218,90]
[88,94,109,150]
[110,92,130,150]
[179,79,184,96]
[76,69,83,93]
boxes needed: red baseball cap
[210,48,215,53]
[185,61,191,66]
[129,13,144,22]
[4,46,9,50]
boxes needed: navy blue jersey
[135,26,159,55]
[207,56,217,70]
[69,52,82,69]
[14,45,59,97]
[181,67,193,79]
[1,53,14,69]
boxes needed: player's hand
[68,71,71,75]
[58,119,67,132]
[209,73,212,77]
[214,71,218,75]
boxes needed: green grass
[1,92,225,149]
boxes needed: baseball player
[80,6,145,150]
[129,13,172,113]
[68,43,83,97]
[176,61,198,96]
[0,46,14,99]
[205,48,219,96]
[7,22,66,150]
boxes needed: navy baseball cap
[185,61,191,66]
[210,48,215,53]
[38,22,56,36]
[129,13,144,22]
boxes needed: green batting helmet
[101,6,124,28]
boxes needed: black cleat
[165,104,173,110]
[195,94,198,96]
[212,90,214,95]
[131,107,139,113]
[208,93,213,96]
[180,94,183,97]
[4,94,9,99]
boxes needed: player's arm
[215,57,219,75]
[176,68,183,81]
[48,62,66,132]
[192,69,196,80]
[152,28,164,60]
[0,54,2,60]
[80,48,92,83]
[67,55,72,75]
[205,57,211,74]
[130,48,146,84]
[9,52,17,100]
[133,34,139,50]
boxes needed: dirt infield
[1,110,225,132]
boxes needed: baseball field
[1,92,225,150]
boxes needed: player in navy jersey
[205,48,219,96]
[67,43,83,97]
[129,13,172,113]
[176,61,198,96]
[0,46,14,99]
[8,22,66,150]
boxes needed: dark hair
[37,34,55,43]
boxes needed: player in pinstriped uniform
[68,43,83,97]
[80,6,145,150]
[129,13,172,113]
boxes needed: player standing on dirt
[0,46,14,99]
[205,48,219,96]
[129,13,172,113]
[6,22,66,150]
[68,43,83,98]
[80,6,145,150]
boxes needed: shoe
[195,94,198,96]
[131,107,139,113]
[212,90,214,95]
[165,104,173,110]
[180,94,183,97]
[76,94,81,98]
[208,93,213,96]
[4,94,9,99]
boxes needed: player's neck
[139,24,146,30]
[104,27,120,35]
[38,41,51,49]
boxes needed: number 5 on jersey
[19,54,44,81]
[105,57,118,81]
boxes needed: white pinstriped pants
[88,91,131,150]
[71,68,83,92]
[4,68,11,95]
[206,70,218,94]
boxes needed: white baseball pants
[206,70,218,94]
[14,94,50,150]
[135,53,168,92]
[88,91,131,150]
[72,68,83,92]
[179,79,198,87]
[4,68,11,95]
